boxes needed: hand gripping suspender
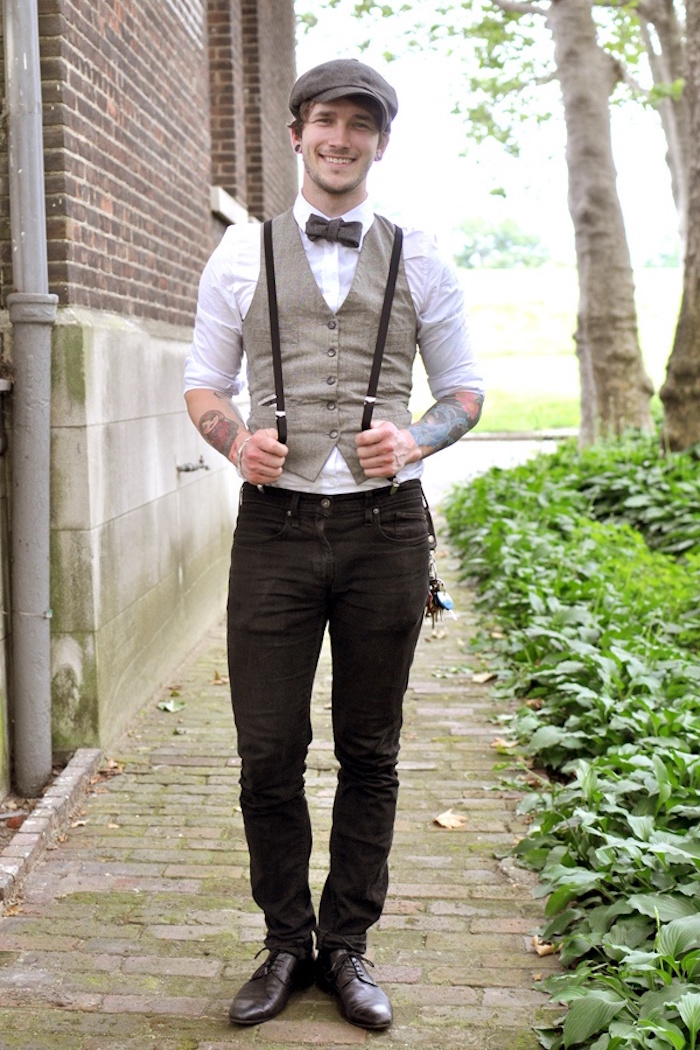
[262,219,404,445]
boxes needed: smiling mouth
[321,155,354,166]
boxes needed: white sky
[294,5,681,270]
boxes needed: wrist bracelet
[236,436,254,479]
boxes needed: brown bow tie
[305,214,362,249]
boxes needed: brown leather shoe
[317,948,393,1030]
[228,950,316,1025]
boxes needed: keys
[425,554,455,626]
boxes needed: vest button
[327,348,336,357]
[327,401,336,411]
[329,429,338,439]
[327,376,336,386]
[327,320,337,330]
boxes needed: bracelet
[236,436,254,479]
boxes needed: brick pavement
[0,525,559,1049]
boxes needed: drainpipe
[3,0,58,797]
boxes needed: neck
[301,183,368,218]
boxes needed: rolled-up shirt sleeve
[184,224,261,396]
[403,228,484,402]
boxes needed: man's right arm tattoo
[197,409,241,460]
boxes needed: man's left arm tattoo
[408,390,484,458]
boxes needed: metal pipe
[3,0,58,797]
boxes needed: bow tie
[305,214,362,249]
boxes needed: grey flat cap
[289,58,398,131]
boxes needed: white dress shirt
[185,193,484,492]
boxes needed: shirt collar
[293,193,375,248]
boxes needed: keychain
[425,552,455,627]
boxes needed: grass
[409,267,683,432]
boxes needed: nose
[328,121,352,149]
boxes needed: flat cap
[289,58,398,131]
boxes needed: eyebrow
[311,105,377,125]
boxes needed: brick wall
[242,0,298,220]
[0,0,297,329]
[38,0,214,329]
[209,0,248,206]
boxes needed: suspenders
[262,220,288,446]
[262,218,404,446]
[262,217,442,609]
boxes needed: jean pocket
[233,501,291,544]
[374,506,429,545]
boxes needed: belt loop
[288,490,301,528]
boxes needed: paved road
[421,434,564,507]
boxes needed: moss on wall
[52,323,87,416]
[51,640,99,755]
[0,685,8,798]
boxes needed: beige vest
[243,210,418,484]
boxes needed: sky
[294,3,681,270]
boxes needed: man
[184,58,484,1031]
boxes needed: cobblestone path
[0,527,558,1049]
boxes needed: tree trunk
[548,0,654,445]
[637,0,689,245]
[660,0,700,449]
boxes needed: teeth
[324,157,352,166]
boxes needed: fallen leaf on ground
[211,670,229,685]
[433,809,467,830]
[157,698,186,713]
[531,934,559,956]
[98,759,125,779]
[491,736,518,750]
[472,671,498,684]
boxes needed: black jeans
[227,480,430,955]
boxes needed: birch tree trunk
[547,0,654,444]
[660,0,700,449]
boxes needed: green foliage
[298,0,664,152]
[455,217,550,269]
[443,433,700,1048]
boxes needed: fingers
[239,428,288,484]
[355,421,421,477]
[355,421,400,477]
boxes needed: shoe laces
[328,949,375,982]
[254,946,310,976]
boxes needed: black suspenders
[263,219,288,446]
[262,218,404,445]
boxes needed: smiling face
[290,97,390,217]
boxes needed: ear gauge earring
[294,144,302,153]
[376,151,382,159]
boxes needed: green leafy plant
[443,433,700,1048]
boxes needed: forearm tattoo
[408,391,483,457]
[197,410,240,459]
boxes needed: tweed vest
[243,209,418,484]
